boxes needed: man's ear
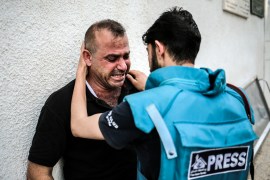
[154,40,165,58]
[83,50,92,66]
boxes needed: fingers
[126,74,136,83]
[76,41,88,77]
[81,41,85,52]
[127,70,147,91]
[126,74,142,91]
[80,41,86,62]
[128,70,141,76]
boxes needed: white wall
[0,0,265,179]
[264,0,270,106]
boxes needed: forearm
[71,65,92,138]
[70,47,104,140]
[71,65,88,130]
[26,161,53,180]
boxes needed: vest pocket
[174,120,257,148]
[173,120,257,179]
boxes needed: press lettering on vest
[188,146,249,179]
[106,111,119,129]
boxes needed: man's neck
[86,78,122,107]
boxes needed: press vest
[124,66,257,180]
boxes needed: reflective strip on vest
[146,104,177,159]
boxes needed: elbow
[71,127,80,138]
[27,161,53,180]
[71,129,79,137]
[70,119,81,138]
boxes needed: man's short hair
[85,19,126,54]
[142,7,201,64]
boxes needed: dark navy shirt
[99,102,161,180]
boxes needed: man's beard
[150,49,161,72]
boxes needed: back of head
[142,7,201,64]
[85,19,126,54]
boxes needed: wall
[0,0,265,179]
[264,0,270,106]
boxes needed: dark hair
[85,19,126,54]
[142,7,201,64]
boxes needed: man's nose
[117,58,127,71]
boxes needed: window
[244,78,270,156]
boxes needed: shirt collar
[85,80,98,98]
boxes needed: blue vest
[124,66,257,180]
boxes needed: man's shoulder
[44,79,75,107]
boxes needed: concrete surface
[249,131,270,180]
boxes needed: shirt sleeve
[99,102,145,149]
[28,105,66,167]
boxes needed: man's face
[89,29,131,90]
[147,44,161,72]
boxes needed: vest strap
[146,104,177,159]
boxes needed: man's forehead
[95,29,127,40]
[95,29,129,48]
[111,36,129,48]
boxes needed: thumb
[126,74,136,83]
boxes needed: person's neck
[86,77,122,107]
[164,56,194,67]
[180,62,194,67]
